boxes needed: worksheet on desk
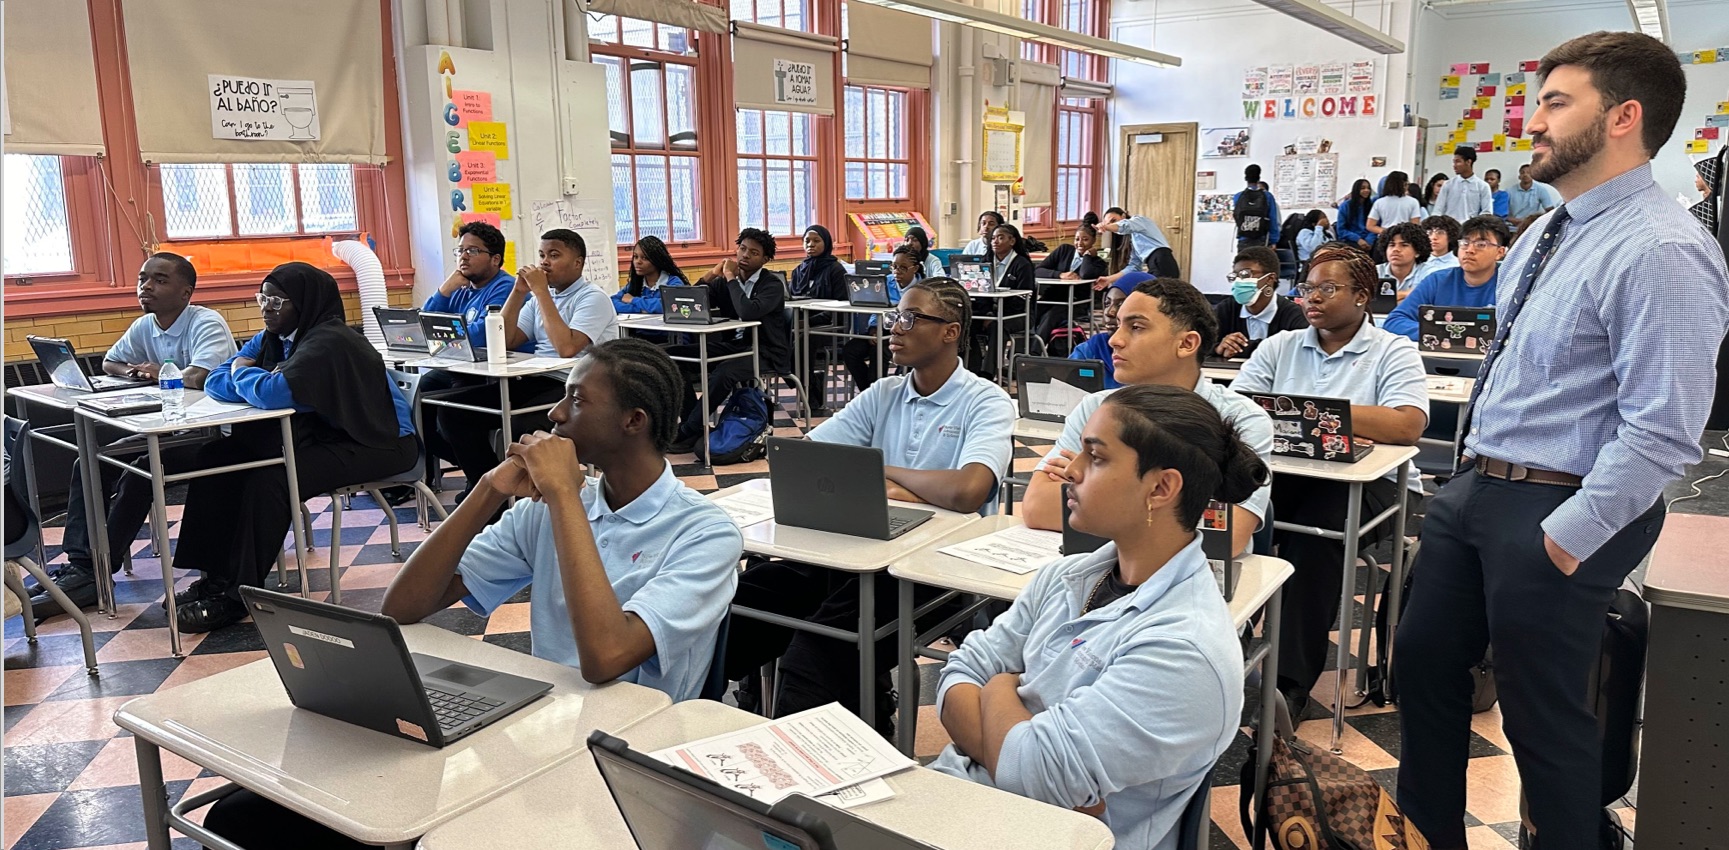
[713,489,775,527]
[938,525,1063,574]
[651,703,915,804]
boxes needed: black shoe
[733,675,763,716]
[1516,809,1624,850]
[22,563,75,597]
[161,578,215,612]
[667,433,700,455]
[379,485,417,507]
[872,672,898,739]
[28,567,99,621]
[176,594,249,633]
[1280,685,1312,724]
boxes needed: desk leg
[858,570,877,731]
[136,736,172,850]
[146,437,183,657]
[801,312,812,417]
[896,579,917,756]
[280,419,308,599]
[994,300,1007,384]
[1255,585,1283,838]
[1332,482,1364,754]
[874,323,885,382]
[17,398,49,572]
[1385,463,1412,660]
[698,335,712,471]
[498,378,513,461]
[753,326,762,384]
[74,414,117,617]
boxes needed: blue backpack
[700,383,774,465]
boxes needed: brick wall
[4,289,416,363]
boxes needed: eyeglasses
[1458,239,1502,252]
[884,309,953,332]
[255,293,287,310]
[452,246,492,258]
[1294,283,1345,299]
[1227,272,1272,284]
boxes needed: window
[1055,96,1103,224]
[159,163,358,239]
[2,154,76,276]
[843,86,909,202]
[737,109,818,235]
[731,0,810,30]
[1020,0,1052,62]
[591,15,704,245]
[1058,0,1106,81]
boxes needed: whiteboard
[529,199,617,288]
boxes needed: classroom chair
[3,419,98,677]
[699,611,733,702]
[1176,774,1213,850]
[762,371,814,431]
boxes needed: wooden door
[1118,123,1198,277]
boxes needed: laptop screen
[421,314,476,360]
[1014,356,1104,421]
[951,261,993,292]
[28,336,92,392]
[853,260,892,278]
[590,737,828,850]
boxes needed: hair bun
[1216,428,1270,504]
[1081,211,1100,226]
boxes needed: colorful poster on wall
[473,182,513,219]
[1698,127,1721,140]
[1519,60,1539,72]
[1195,171,1217,191]
[1267,65,1294,96]
[1469,62,1491,75]
[1450,63,1468,75]
[450,90,492,127]
[452,150,497,187]
[1348,60,1376,95]
[1440,86,1460,100]
[1505,72,1526,86]
[1243,67,1268,100]
[1505,117,1524,138]
[1480,73,1501,86]
[1202,127,1251,158]
[1709,114,1729,128]
[1513,138,1533,151]
[208,75,319,141]
[1687,139,1711,153]
[1197,194,1235,223]
[1294,64,1320,96]
[1320,62,1346,96]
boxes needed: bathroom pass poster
[209,75,320,141]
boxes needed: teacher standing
[1394,31,1729,850]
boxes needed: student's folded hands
[486,456,541,501]
[507,431,585,500]
[1039,449,1076,483]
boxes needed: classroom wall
[1411,0,1729,204]
[931,10,1022,249]
[1106,0,1420,292]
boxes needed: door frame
[1117,122,1198,278]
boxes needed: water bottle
[158,360,185,423]
[485,305,507,364]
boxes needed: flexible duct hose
[331,238,388,348]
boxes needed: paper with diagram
[1024,377,1091,417]
[937,524,1063,574]
[650,703,915,803]
[713,489,776,527]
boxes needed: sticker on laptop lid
[1077,368,1096,377]
[761,834,802,850]
[288,625,355,648]
[282,642,305,669]
[396,718,429,742]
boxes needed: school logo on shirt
[631,551,642,563]
[1071,641,1105,672]
[936,424,962,439]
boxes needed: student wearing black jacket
[1034,213,1109,339]
[788,224,847,300]
[1212,246,1307,360]
[667,228,790,453]
[972,223,1035,373]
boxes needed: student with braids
[726,277,1016,731]
[612,235,686,316]
[1231,244,1428,719]
[929,384,1267,850]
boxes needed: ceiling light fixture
[1625,0,1669,43]
[1242,0,1404,55]
[852,0,1182,66]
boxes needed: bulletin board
[1272,153,1339,208]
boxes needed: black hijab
[259,263,399,449]
[791,225,845,299]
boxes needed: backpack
[1044,325,1088,358]
[700,383,773,466]
[1236,188,1272,243]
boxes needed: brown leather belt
[1475,456,1583,487]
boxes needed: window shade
[122,0,387,164]
[844,3,931,89]
[732,21,838,116]
[1061,77,1112,99]
[1017,63,1058,209]
[3,0,105,156]
[588,0,728,34]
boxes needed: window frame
[151,162,361,241]
[1054,95,1106,227]
[1,154,109,287]
[841,84,912,204]
[735,108,823,238]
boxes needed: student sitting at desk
[1067,272,1152,390]
[1336,178,1376,250]
[905,225,944,279]
[433,229,618,505]
[790,224,847,300]
[1384,215,1507,342]
[726,277,1015,731]
[172,264,418,633]
[1294,209,1331,262]
[1022,278,1273,558]
[612,235,685,316]
[966,223,1037,374]
[1034,213,1109,340]
[1213,246,1306,362]
[424,221,517,344]
[1230,245,1428,718]
[1421,215,1463,280]
[29,253,238,618]
[963,210,1005,257]
[668,228,792,453]
[930,384,1267,850]
[840,243,917,391]
[1375,221,1436,299]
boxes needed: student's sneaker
[161,578,216,612]
[1517,809,1625,850]
[176,595,249,633]
[27,566,99,621]
[667,432,701,456]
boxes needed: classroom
[4,0,1729,848]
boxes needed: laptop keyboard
[425,686,503,731]
[887,514,915,533]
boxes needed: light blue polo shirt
[517,281,620,357]
[1038,375,1274,527]
[1231,320,1429,491]
[104,305,236,372]
[455,461,743,702]
[1116,216,1171,269]
[808,361,1015,510]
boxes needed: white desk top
[1422,350,1486,362]
[114,624,670,845]
[969,289,1033,299]
[420,699,1115,850]
[7,383,93,411]
[1268,442,1419,483]
[70,390,295,434]
[789,299,889,315]
[1202,367,1239,384]
[618,316,761,335]
[1013,417,1066,442]
[709,478,980,572]
[1425,376,1474,404]
[402,353,576,378]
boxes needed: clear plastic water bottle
[158,360,185,423]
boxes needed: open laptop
[663,285,724,325]
[420,312,484,362]
[373,306,429,356]
[1416,304,1495,354]
[240,586,552,748]
[27,336,152,393]
[1014,356,1105,422]
[1062,488,1240,600]
[1243,392,1375,463]
[853,259,892,278]
[949,256,995,294]
[765,437,935,540]
[845,274,894,308]
[589,731,939,850]
[1370,278,1399,315]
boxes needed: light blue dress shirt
[1433,174,1495,221]
[1295,226,1328,262]
[455,462,743,701]
[1039,376,1274,527]
[104,305,236,373]
[963,237,991,257]
[922,254,945,279]
[1232,321,1430,492]
[928,534,1244,850]
[517,281,620,357]
[1243,296,1280,341]
[808,362,1015,510]
[1115,216,1171,269]
[1466,162,1729,560]
[1506,182,1559,220]
[1376,259,1438,295]
[1368,195,1421,227]
[1427,251,1460,274]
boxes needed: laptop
[240,586,552,748]
[1370,278,1399,315]
[373,306,429,356]
[845,274,894,308]
[27,336,152,393]
[1014,356,1105,422]
[663,285,724,325]
[1062,487,1241,600]
[765,437,935,540]
[420,312,484,362]
[1416,305,1495,354]
[949,256,995,294]
[853,259,892,278]
[1243,392,1375,463]
[588,731,939,850]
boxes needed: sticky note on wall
[503,241,518,271]
[473,183,513,219]
[452,90,492,127]
[468,121,510,159]
[1688,139,1712,154]
[454,151,497,187]
[460,211,502,228]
